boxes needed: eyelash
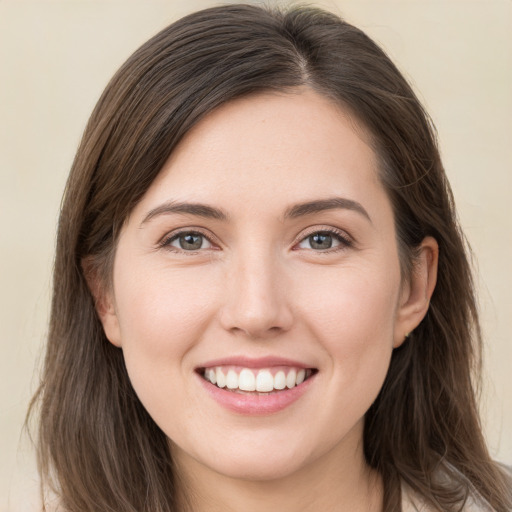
[294,227,353,253]
[159,228,215,254]
[159,227,353,255]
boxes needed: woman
[28,4,512,511]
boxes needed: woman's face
[98,89,432,483]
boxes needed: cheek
[112,260,221,392]
[296,262,400,389]
[111,261,225,440]
[115,261,217,341]
[301,263,399,339]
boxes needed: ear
[393,236,438,348]
[81,257,122,348]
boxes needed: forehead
[134,89,384,217]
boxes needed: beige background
[1,1,510,510]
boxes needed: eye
[296,230,352,251]
[162,231,213,252]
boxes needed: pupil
[180,234,202,250]
[310,233,332,250]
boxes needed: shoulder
[401,480,495,512]
[400,464,512,512]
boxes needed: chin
[210,453,308,482]
[175,435,314,483]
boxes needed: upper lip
[197,356,315,370]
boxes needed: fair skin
[94,89,438,512]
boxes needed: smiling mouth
[199,366,317,394]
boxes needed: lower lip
[196,372,316,415]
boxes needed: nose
[219,250,294,339]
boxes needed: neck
[173,430,383,512]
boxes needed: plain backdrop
[1,1,511,510]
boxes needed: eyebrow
[284,197,372,223]
[141,201,230,226]
[140,196,371,226]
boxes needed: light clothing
[401,481,495,512]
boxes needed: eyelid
[157,224,354,254]
[158,227,220,252]
[292,225,354,251]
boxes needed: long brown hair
[28,4,511,511]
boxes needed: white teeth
[286,369,297,389]
[238,368,256,391]
[204,366,312,392]
[256,370,274,392]
[226,369,238,389]
[274,371,286,390]
[216,367,226,388]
